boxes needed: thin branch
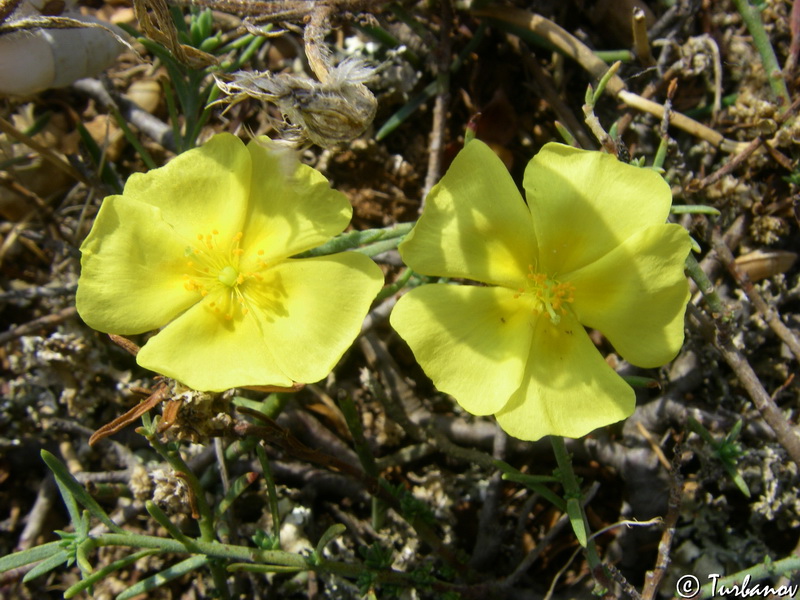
[687,304,800,467]
[712,229,800,363]
[72,78,176,153]
[421,0,453,207]
[0,306,77,345]
[641,443,685,600]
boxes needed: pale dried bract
[216,57,378,148]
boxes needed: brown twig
[641,442,684,600]
[694,95,800,189]
[0,116,88,185]
[687,304,800,467]
[472,7,743,152]
[712,230,800,363]
[632,7,656,67]
[605,563,643,600]
[421,0,453,207]
[0,306,77,345]
[785,0,800,75]
[109,333,141,356]
[72,79,176,153]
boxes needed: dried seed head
[215,57,377,148]
[151,467,191,515]
[129,464,153,502]
[161,381,232,444]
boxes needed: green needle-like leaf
[315,524,347,559]
[116,555,209,600]
[0,541,64,573]
[215,472,259,518]
[22,549,69,582]
[65,549,160,598]
[566,497,588,548]
[41,450,124,534]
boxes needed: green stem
[142,428,232,598]
[697,555,800,599]
[95,533,308,566]
[255,444,283,549]
[93,532,453,588]
[299,223,414,258]
[375,268,413,302]
[731,0,791,109]
[144,432,216,542]
[338,394,386,530]
[685,253,726,316]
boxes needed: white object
[0,16,125,96]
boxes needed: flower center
[514,265,575,325]
[182,230,259,321]
[218,265,239,287]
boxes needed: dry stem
[711,230,800,363]
[687,304,800,467]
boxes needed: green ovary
[218,265,239,287]
[514,266,575,325]
[181,230,255,321]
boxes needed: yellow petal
[76,195,198,334]
[136,288,292,392]
[390,284,533,415]
[399,140,537,287]
[565,223,691,368]
[524,143,673,275]
[123,133,251,240]
[495,312,634,441]
[239,138,352,266]
[254,253,384,383]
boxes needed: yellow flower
[390,140,691,441]
[77,133,383,392]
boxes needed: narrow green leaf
[255,444,282,550]
[215,472,259,519]
[110,107,157,170]
[76,537,94,574]
[376,81,436,140]
[726,419,744,444]
[52,473,81,527]
[75,122,122,193]
[592,61,622,105]
[376,22,486,140]
[566,498,587,548]
[116,555,209,600]
[315,524,347,558]
[621,375,660,389]
[41,451,124,534]
[354,237,407,257]
[554,121,577,147]
[670,204,721,216]
[724,464,752,498]
[687,416,716,446]
[22,550,69,582]
[224,33,267,71]
[0,541,64,573]
[653,135,668,171]
[65,550,160,598]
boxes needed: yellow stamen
[517,265,575,325]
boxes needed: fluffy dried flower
[216,58,377,148]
